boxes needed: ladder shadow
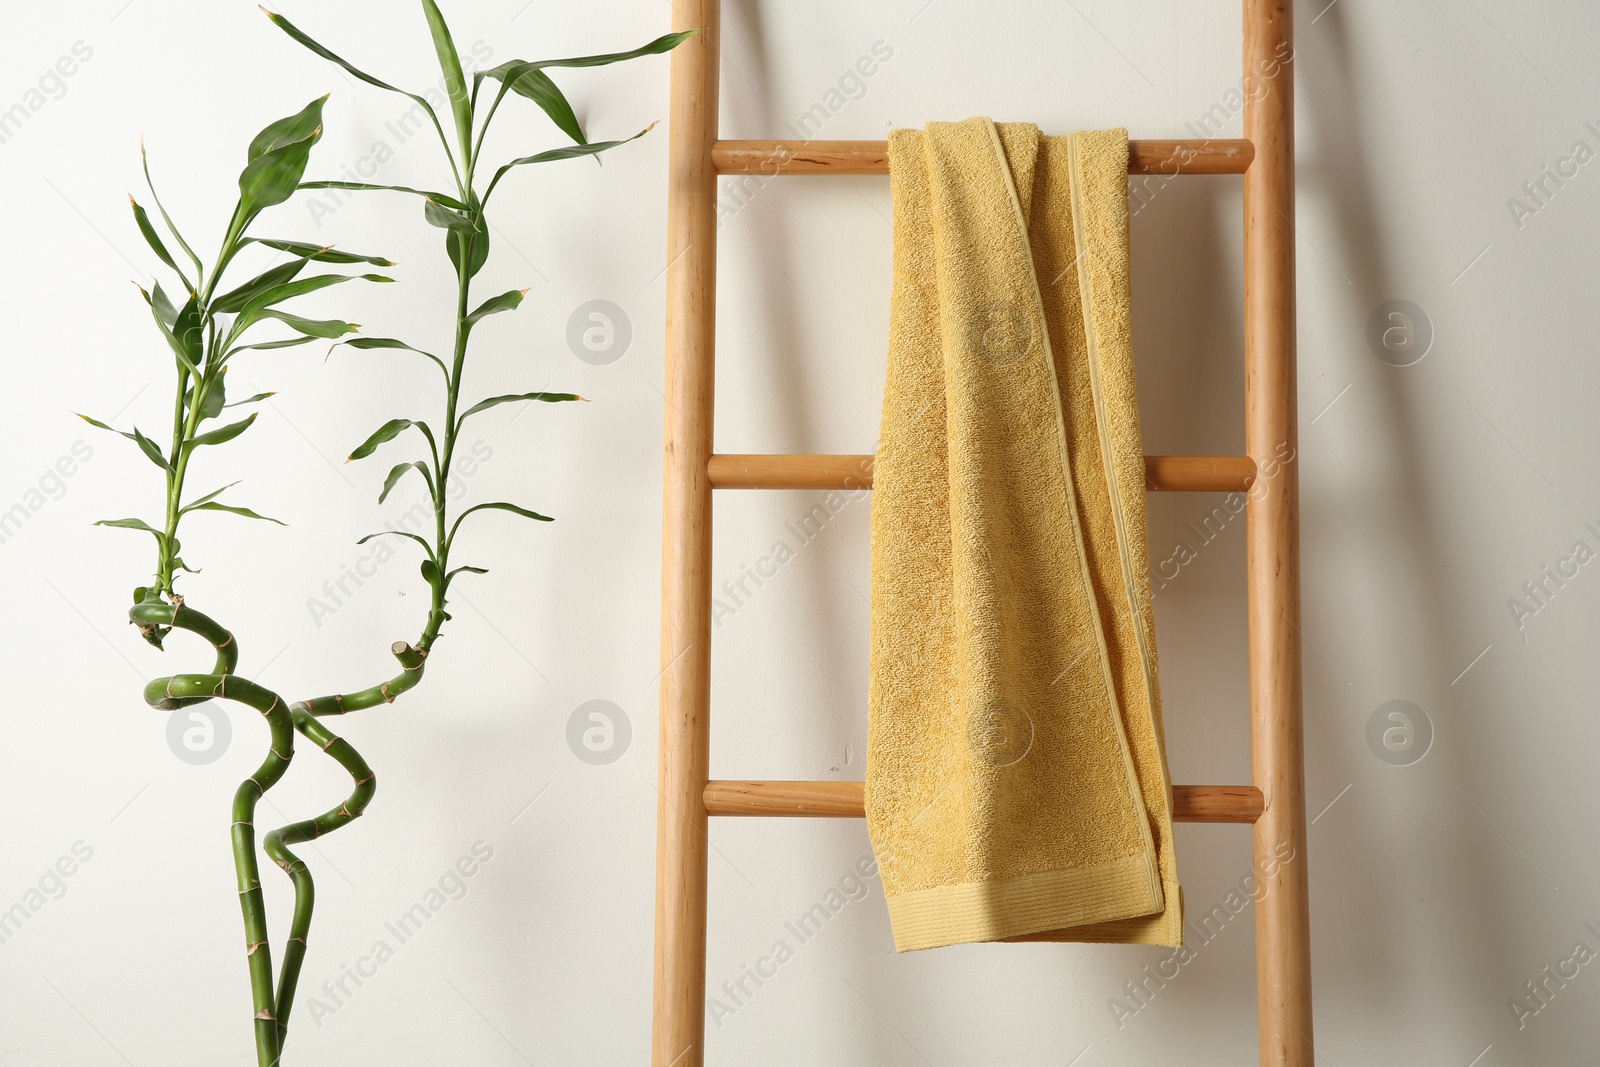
[716,1,898,1058]
[1299,4,1525,1058]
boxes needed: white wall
[2,0,1596,1063]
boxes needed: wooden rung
[711,138,1254,177]
[704,780,1264,824]
[707,453,1255,493]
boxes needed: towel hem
[884,850,1162,952]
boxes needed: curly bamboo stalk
[131,599,293,1067]
[254,643,425,1042]
[261,707,375,1044]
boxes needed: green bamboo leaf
[227,335,320,355]
[483,31,698,83]
[484,129,652,201]
[378,461,433,504]
[94,516,165,541]
[298,182,466,210]
[348,417,427,462]
[458,391,584,426]
[336,337,449,381]
[75,413,122,435]
[224,391,277,407]
[446,226,488,279]
[130,196,191,288]
[131,427,173,472]
[265,9,419,100]
[240,137,316,216]
[180,481,242,511]
[247,238,394,266]
[339,336,437,355]
[187,501,286,525]
[79,413,177,471]
[172,293,204,370]
[148,280,179,327]
[213,257,312,314]
[250,308,361,339]
[445,564,488,583]
[188,411,258,448]
[197,372,226,421]
[140,140,204,284]
[238,99,327,220]
[464,288,527,327]
[247,94,329,160]
[149,295,200,376]
[419,557,442,591]
[448,500,553,544]
[355,529,435,559]
[243,272,392,313]
[504,68,585,144]
[422,197,474,231]
[419,0,472,161]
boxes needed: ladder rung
[708,453,1255,493]
[712,138,1254,177]
[704,780,1264,824]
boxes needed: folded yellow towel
[866,118,1182,952]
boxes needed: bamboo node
[379,682,395,703]
[245,940,267,956]
[254,1009,278,1022]
[218,631,234,649]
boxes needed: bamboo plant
[91,4,690,1063]
[87,94,390,1064]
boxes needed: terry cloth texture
[865,118,1182,952]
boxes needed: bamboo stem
[262,709,376,1044]
[132,601,292,1066]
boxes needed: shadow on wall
[719,0,877,792]
[1301,5,1515,1058]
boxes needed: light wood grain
[704,781,1265,824]
[1243,1,1315,1063]
[711,138,1255,176]
[706,453,1257,492]
[652,4,718,1065]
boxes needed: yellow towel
[866,118,1182,952]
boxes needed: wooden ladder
[652,2,1312,1063]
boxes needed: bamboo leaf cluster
[265,3,693,652]
[83,95,386,631]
